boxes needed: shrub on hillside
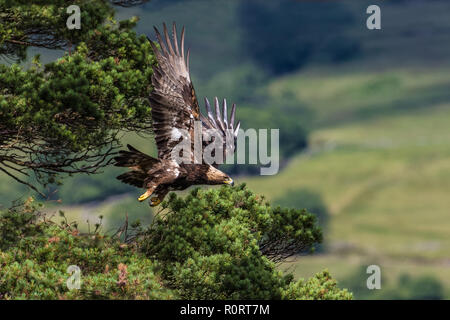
[139,185,351,299]
[274,188,329,231]
[0,187,352,300]
[0,198,173,300]
[274,188,330,253]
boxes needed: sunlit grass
[269,68,450,126]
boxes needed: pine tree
[0,186,352,300]
[0,0,153,194]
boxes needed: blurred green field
[244,66,450,297]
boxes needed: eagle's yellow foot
[138,190,152,202]
[150,197,161,207]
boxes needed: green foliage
[274,188,329,230]
[282,270,351,300]
[139,185,350,299]
[0,6,155,190]
[1,34,153,150]
[0,0,148,60]
[0,0,113,60]
[1,20,153,148]
[0,198,44,251]
[0,187,351,300]
[0,198,174,299]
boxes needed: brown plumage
[114,23,240,206]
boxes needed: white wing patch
[171,128,182,141]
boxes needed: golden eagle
[114,23,240,206]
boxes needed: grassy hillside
[244,66,450,298]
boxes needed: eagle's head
[206,165,234,186]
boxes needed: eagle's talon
[150,197,161,207]
[138,190,152,202]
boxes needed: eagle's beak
[224,178,234,186]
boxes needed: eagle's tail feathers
[114,144,161,188]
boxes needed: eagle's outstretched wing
[149,23,199,161]
[149,23,240,165]
[201,97,240,166]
